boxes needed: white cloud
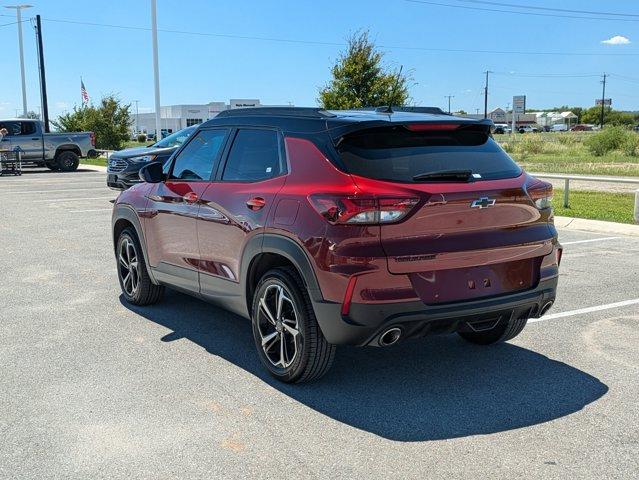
[601,35,631,45]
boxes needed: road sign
[595,98,612,106]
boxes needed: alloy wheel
[118,237,140,296]
[256,284,300,368]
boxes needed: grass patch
[123,140,154,149]
[81,158,107,167]
[495,132,639,177]
[553,189,636,224]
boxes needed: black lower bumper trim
[312,277,558,346]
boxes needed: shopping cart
[0,148,22,176]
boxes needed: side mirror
[139,162,164,183]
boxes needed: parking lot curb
[555,216,639,237]
[79,163,107,172]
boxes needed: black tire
[116,227,164,306]
[56,151,80,172]
[251,267,335,383]
[45,160,59,171]
[458,316,528,345]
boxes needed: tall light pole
[133,100,139,134]
[150,0,161,138]
[5,4,32,117]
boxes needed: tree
[24,110,40,119]
[52,95,132,150]
[580,106,635,126]
[319,31,410,109]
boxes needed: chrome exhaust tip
[379,327,402,347]
[540,301,554,317]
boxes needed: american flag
[81,79,89,106]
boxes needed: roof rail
[214,107,336,119]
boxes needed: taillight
[308,195,418,225]
[527,180,553,210]
[89,132,96,147]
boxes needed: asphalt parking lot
[1,168,638,480]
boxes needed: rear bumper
[312,276,557,346]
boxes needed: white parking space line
[0,181,105,186]
[561,237,620,245]
[530,298,639,323]
[5,187,108,194]
[33,196,116,203]
[67,208,113,213]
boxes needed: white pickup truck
[0,119,96,171]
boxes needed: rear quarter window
[336,125,521,183]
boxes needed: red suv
[112,107,561,383]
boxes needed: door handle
[183,192,199,204]
[32,137,39,141]
[246,197,266,211]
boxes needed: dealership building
[133,99,289,134]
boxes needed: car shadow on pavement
[121,290,608,442]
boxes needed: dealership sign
[595,98,612,106]
[513,95,526,114]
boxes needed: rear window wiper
[412,170,475,182]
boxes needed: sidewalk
[555,216,639,237]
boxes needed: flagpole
[151,0,161,139]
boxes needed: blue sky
[1,0,638,119]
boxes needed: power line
[0,19,28,27]
[493,71,601,78]
[38,16,639,57]
[405,0,639,22]
[455,0,639,18]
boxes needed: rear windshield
[336,125,521,183]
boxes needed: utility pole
[600,73,608,128]
[34,15,50,132]
[445,95,454,114]
[150,0,161,138]
[483,70,492,119]
[5,4,32,117]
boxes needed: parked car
[107,125,196,190]
[0,119,96,171]
[570,124,593,132]
[518,125,540,133]
[112,107,561,383]
[632,125,639,132]
[551,124,568,132]
[493,123,510,134]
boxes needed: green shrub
[557,134,577,146]
[585,126,631,156]
[623,133,639,157]
[515,135,546,155]
[137,133,147,143]
[500,142,513,153]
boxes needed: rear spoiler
[332,118,494,145]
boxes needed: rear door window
[221,129,283,182]
[20,122,37,135]
[336,124,521,183]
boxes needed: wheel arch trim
[240,234,324,305]
[112,204,158,284]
